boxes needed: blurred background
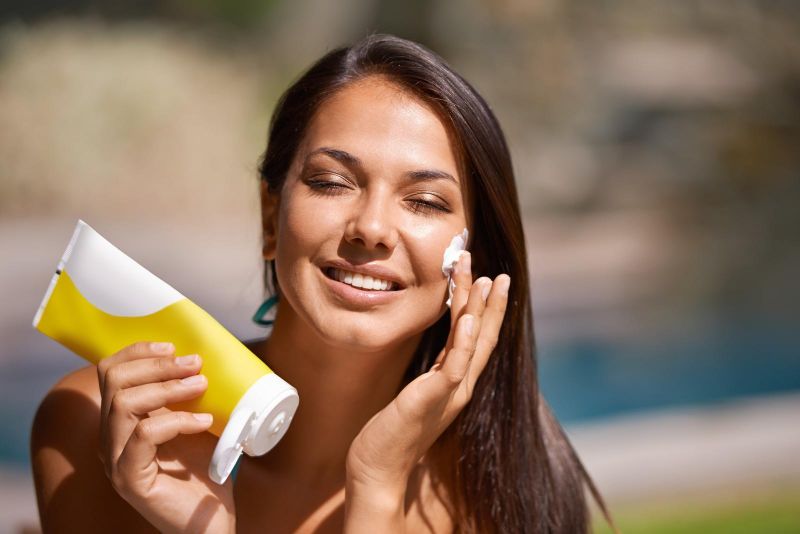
[1,1,799,532]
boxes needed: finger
[100,353,202,467]
[97,341,176,392]
[106,375,209,465]
[105,354,202,392]
[463,277,491,325]
[445,251,472,348]
[464,274,510,392]
[111,375,208,418]
[435,313,477,389]
[102,354,202,421]
[436,277,491,365]
[114,412,213,492]
[449,251,472,321]
[98,342,176,473]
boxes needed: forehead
[300,77,463,185]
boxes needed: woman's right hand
[97,341,236,533]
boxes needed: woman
[31,34,611,533]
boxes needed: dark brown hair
[258,33,613,534]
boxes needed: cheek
[273,194,323,294]
[278,190,338,251]
[404,222,466,287]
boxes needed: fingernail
[193,413,213,424]
[180,374,206,386]
[150,342,174,353]
[464,315,474,335]
[500,276,510,295]
[481,280,491,301]
[175,354,199,366]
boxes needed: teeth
[328,267,395,291]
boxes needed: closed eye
[307,179,451,216]
[308,180,349,192]
[407,198,449,216]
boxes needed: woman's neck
[248,304,422,487]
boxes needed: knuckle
[104,365,125,388]
[159,379,174,395]
[444,369,464,385]
[179,412,195,426]
[155,356,170,373]
[130,341,151,356]
[109,390,131,415]
[133,419,154,442]
[456,386,472,406]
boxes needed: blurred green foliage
[1,0,798,320]
[594,489,800,534]
[168,0,281,28]
[0,0,281,28]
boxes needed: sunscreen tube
[32,220,299,484]
[441,228,469,307]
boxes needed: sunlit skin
[245,76,473,486]
[31,73,511,534]
[270,76,471,348]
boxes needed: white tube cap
[209,373,299,484]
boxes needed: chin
[313,313,408,353]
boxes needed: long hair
[258,33,613,534]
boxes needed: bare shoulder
[31,365,155,533]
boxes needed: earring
[252,294,279,326]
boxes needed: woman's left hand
[346,251,510,492]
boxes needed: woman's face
[268,76,470,351]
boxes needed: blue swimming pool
[2,318,799,468]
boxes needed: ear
[260,180,280,261]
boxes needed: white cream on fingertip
[441,228,469,308]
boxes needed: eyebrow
[308,147,359,166]
[306,146,459,186]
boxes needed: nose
[344,188,399,252]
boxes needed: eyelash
[307,179,451,216]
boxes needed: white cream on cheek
[441,228,469,307]
[442,228,469,275]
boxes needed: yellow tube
[33,220,298,484]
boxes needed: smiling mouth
[323,267,400,292]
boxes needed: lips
[324,267,397,291]
[320,259,406,290]
[320,262,405,311]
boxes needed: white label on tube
[65,220,184,316]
